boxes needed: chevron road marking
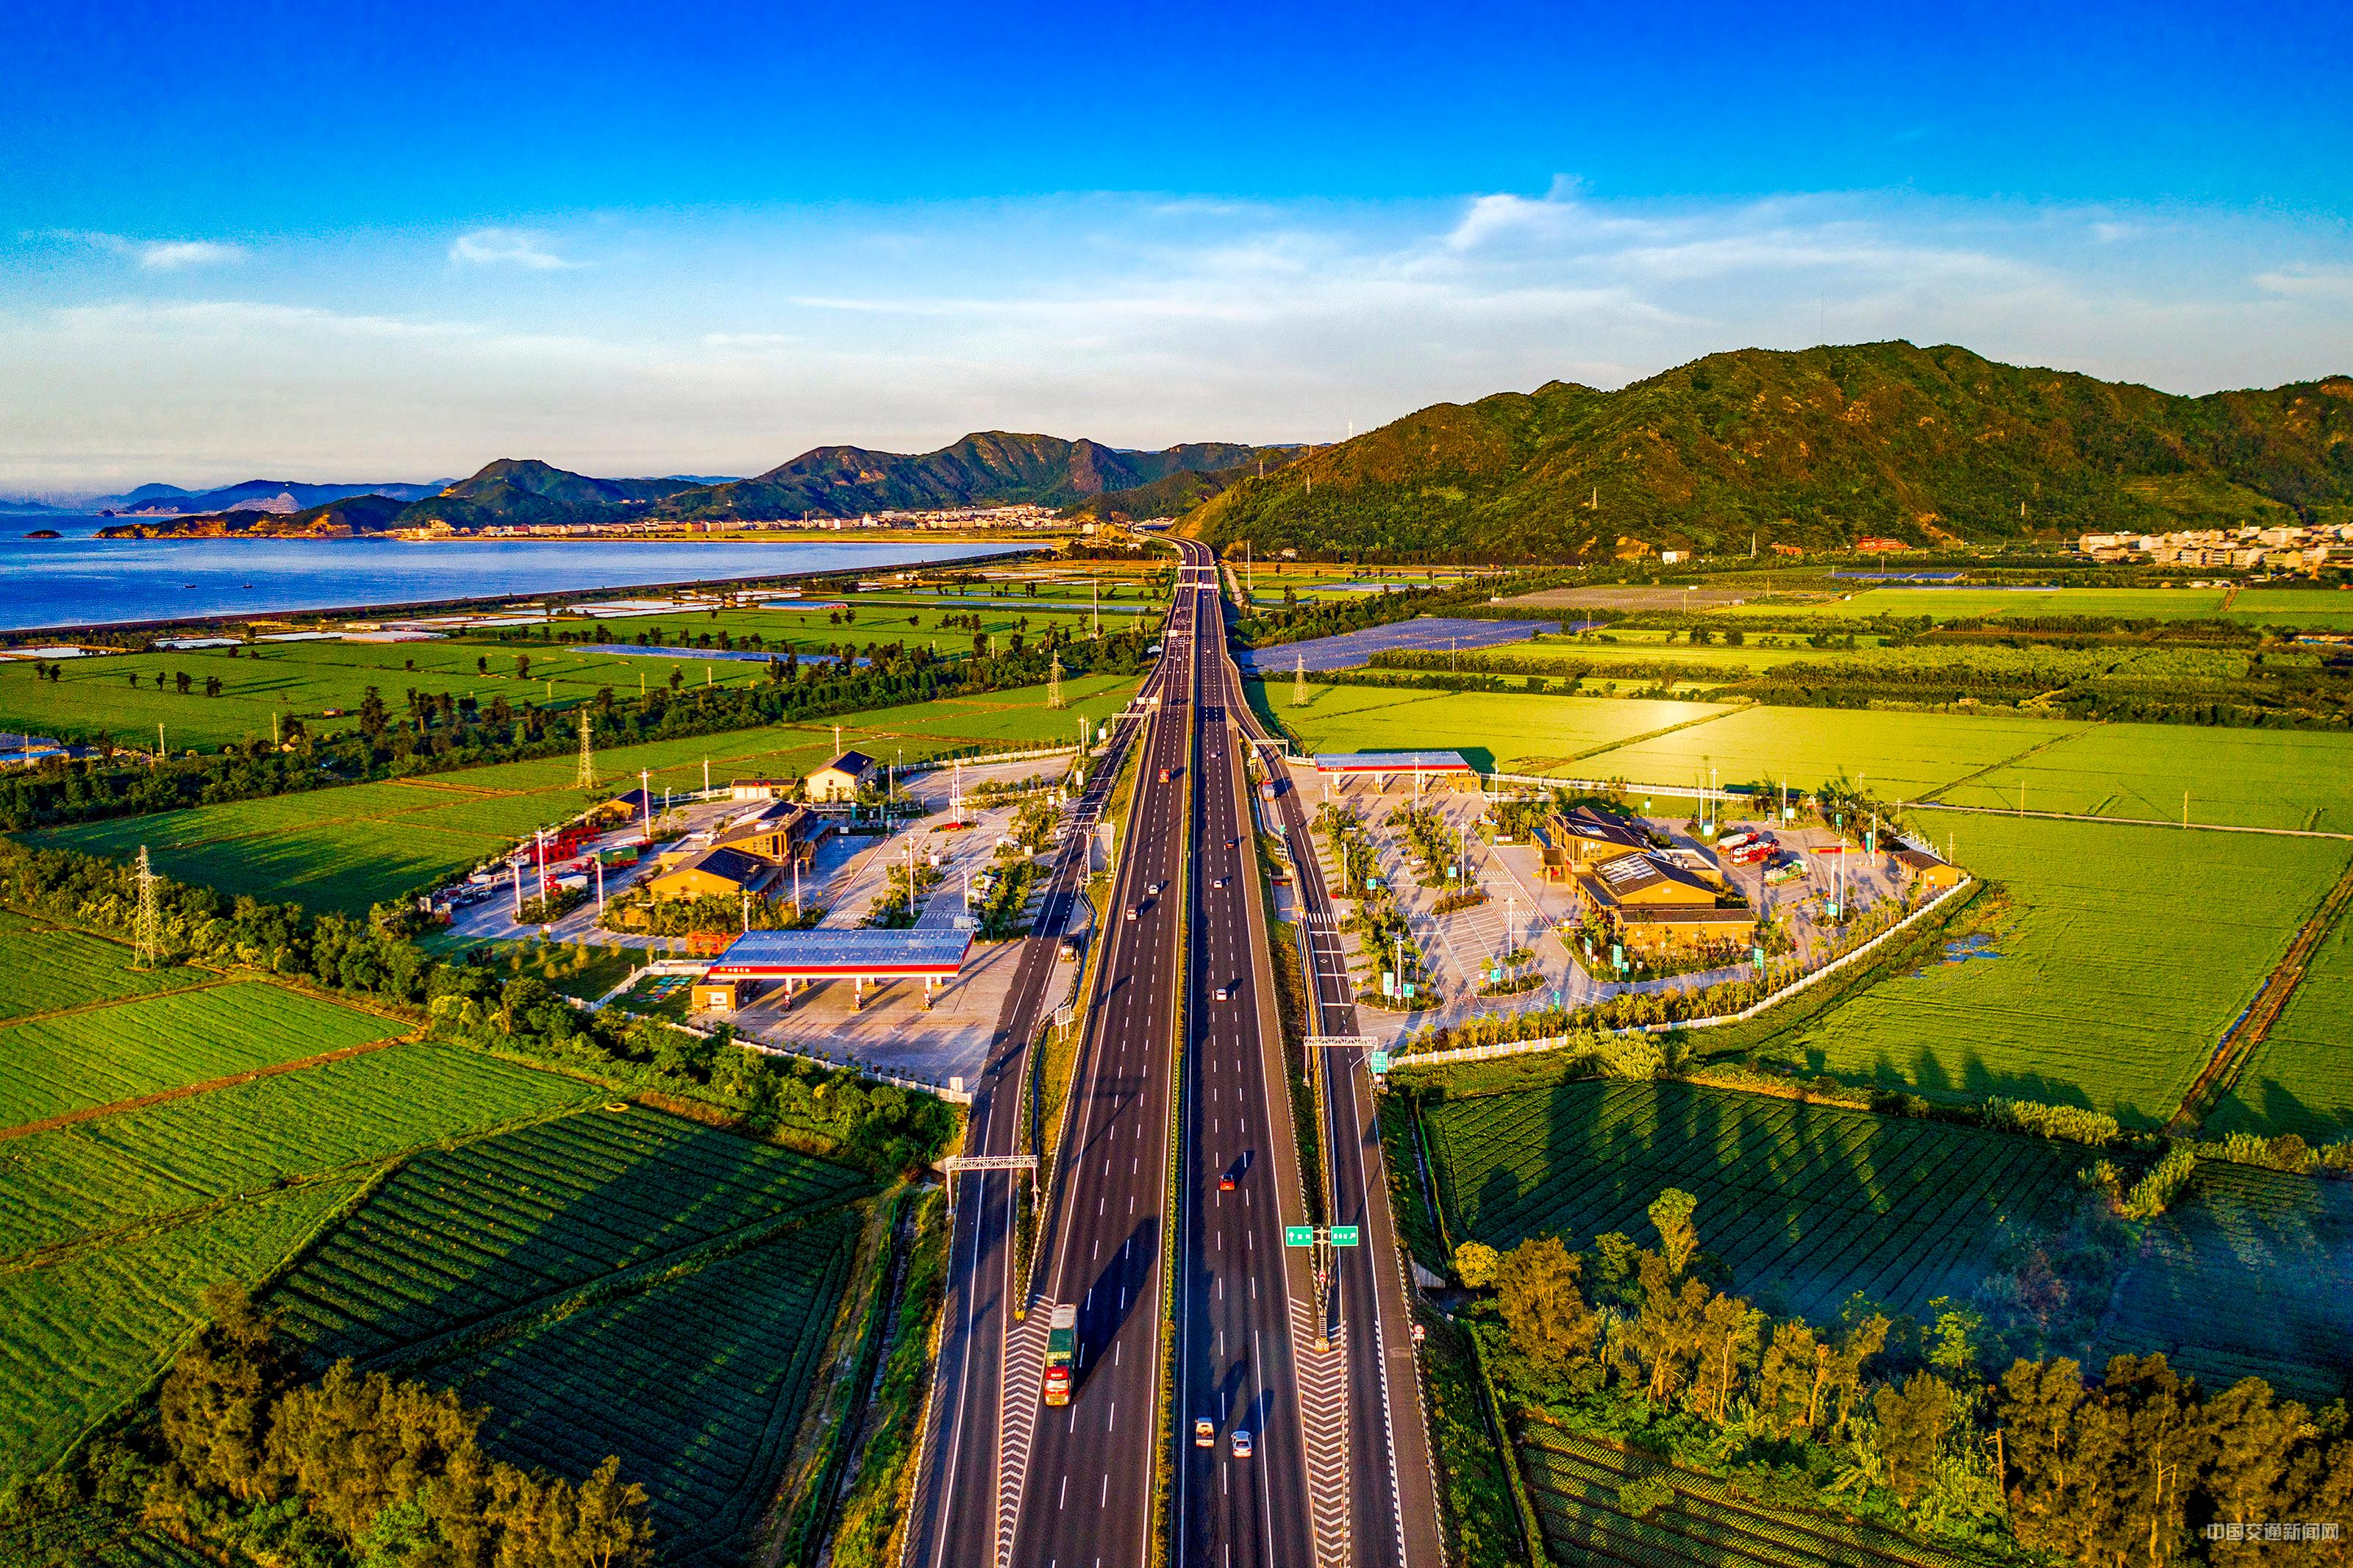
[995,1314,1048,1568]
[1289,1294,1353,1568]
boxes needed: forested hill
[649,432,1293,520]
[1182,342,2353,561]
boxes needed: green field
[28,673,1138,914]
[2209,906,2353,1142]
[0,909,196,1023]
[427,1209,858,1556]
[1252,681,1732,774]
[0,1179,361,1476]
[1721,586,2235,621]
[271,1109,869,1362]
[0,601,1136,749]
[1788,816,2349,1124]
[2088,1160,2352,1404]
[1518,1428,1969,1568]
[1590,705,2093,799]
[0,1034,597,1476]
[1935,722,2353,831]
[1425,1080,2085,1323]
[0,979,402,1131]
[0,1042,599,1259]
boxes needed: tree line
[1454,1189,2352,1565]
[0,840,954,1175]
[0,626,1154,833]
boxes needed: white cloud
[448,228,574,269]
[40,230,245,268]
[5,189,2350,488]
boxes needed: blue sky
[6,0,2350,490]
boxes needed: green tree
[1646,1186,1699,1278]
[1873,1372,1957,1503]
[1451,1240,1499,1289]
[1493,1235,1596,1375]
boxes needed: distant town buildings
[2077,521,2353,572]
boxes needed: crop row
[0,1043,601,1259]
[1521,1432,1960,1568]
[429,1212,857,1554]
[0,980,401,1133]
[0,916,194,1025]
[273,1109,868,1359]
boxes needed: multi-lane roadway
[908,543,1440,1568]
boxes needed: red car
[1218,1174,1237,1192]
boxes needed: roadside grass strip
[1426,1081,2083,1325]
[1518,1426,1970,1568]
[2090,1160,2353,1407]
[0,1042,602,1259]
[1937,723,2353,832]
[0,913,201,1023]
[424,1207,860,1556]
[0,981,402,1132]
[0,1178,363,1476]
[2207,903,2353,1142]
[270,1108,870,1363]
[1786,817,2350,1124]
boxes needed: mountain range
[1184,342,2353,559]
[76,343,2353,556]
[95,437,1290,538]
[100,479,454,515]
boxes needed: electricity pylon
[1047,651,1065,709]
[574,709,598,789]
[1293,651,1308,706]
[132,846,161,969]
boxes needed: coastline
[0,540,1037,641]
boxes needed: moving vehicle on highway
[1043,1303,1077,1407]
[1231,1430,1252,1458]
[1195,1417,1215,1447]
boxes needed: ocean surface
[0,515,1018,631]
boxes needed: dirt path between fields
[0,1034,413,1144]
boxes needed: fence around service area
[1396,876,1974,1069]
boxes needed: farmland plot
[1937,723,2353,831]
[273,1108,869,1361]
[2207,907,2353,1142]
[1788,816,2348,1123]
[0,1043,599,1259]
[30,674,1138,914]
[1518,1426,1970,1568]
[1252,681,1732,775]
[0,981,401,1131]
[0,1178,361,1475]
[1588,705,2091,801]
[0,912,198,1023]
[1426,1081,2085,1324]
[427,1209,860,1560]
[2090,1160,2353,1406]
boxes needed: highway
[901,613,1162,1568]
[907,542,1442,1568]
[1005,574,1200,1568]
[1174,542,1318,1568]
[1196,538,1449,1568]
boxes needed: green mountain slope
[1185,342,2353,559]
[98,493,411,539]
[652,433,1289,521]
[397,459,701,529]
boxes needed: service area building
[702,928,974,1012]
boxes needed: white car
[1231,1430,1252,1458]
[1213,986,1230,1001]
[1213,877,1227,889]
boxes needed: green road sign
[1285,1225,1315,1247]
[1368,1051,1390,1074]
[1329,1226,1360,1247]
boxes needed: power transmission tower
[1293,651,1307,706]
[1047,651,1065,709]
[574,709,598,789]
[132,845,161,969]
[1090,581,1100,640]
